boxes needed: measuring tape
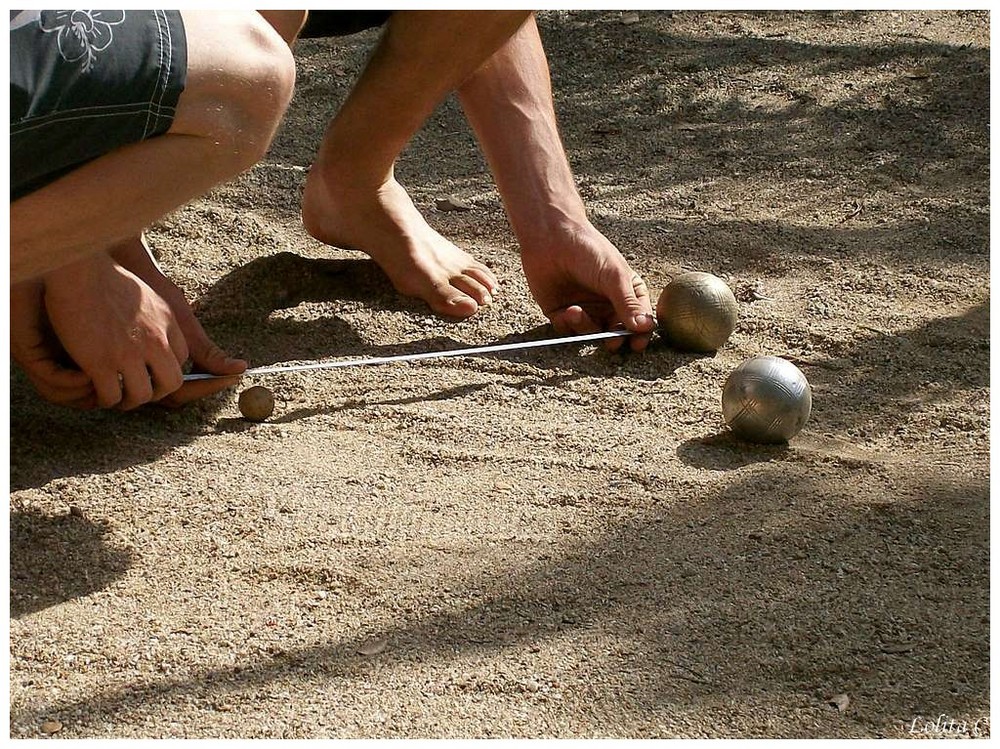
[183,329,634,381]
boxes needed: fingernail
[633,314,655,329]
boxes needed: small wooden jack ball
[238,385,275,422]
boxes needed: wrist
[42,250,113,290]
[514,207,593,253]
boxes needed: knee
[224,16,297,165]
[179,11,297,169]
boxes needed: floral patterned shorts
[10,10,187,201]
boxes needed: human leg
[456,15,655,350]
[10,10,288,408]
[11,10,296,283]
[257,9,308,45]
[302,10,530,318]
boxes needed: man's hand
[42,251,191,409]
[13,236,247,412]
[110,235,246,406]
[10,280,96,409]
[520,221,656,353]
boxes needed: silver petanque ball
[656,271,739,352]
[722,356,812,443]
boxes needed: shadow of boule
[677,430,795,470]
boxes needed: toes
[466,265,499,296]
[421,268,498,319]
[451,273,494,307]
[430,281,479,319]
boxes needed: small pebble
[829,693,851,712]
[357,637,388,656]
[41,720,63,734]
[435,195,472,212]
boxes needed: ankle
[308,154,398,195]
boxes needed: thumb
[191,338,248,377]
[157,322,247,408]
[610,269,656,336]
[182,315,247,376]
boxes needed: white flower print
[39,10,125,72]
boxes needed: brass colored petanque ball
[722,356,812,443]
[656,271,739,352]
[238,385,275,422]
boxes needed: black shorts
[299,10,392,39]
[10,10,187,201]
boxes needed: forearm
[11,134,233,283]
[458,15,589,247]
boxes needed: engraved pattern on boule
[656,271,739,352]
[722,356,812,443]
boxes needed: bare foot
[302,172,498,318]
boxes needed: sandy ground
[9,10,990,739]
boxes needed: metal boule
[722,356,812,443]
[656,271,739,352]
